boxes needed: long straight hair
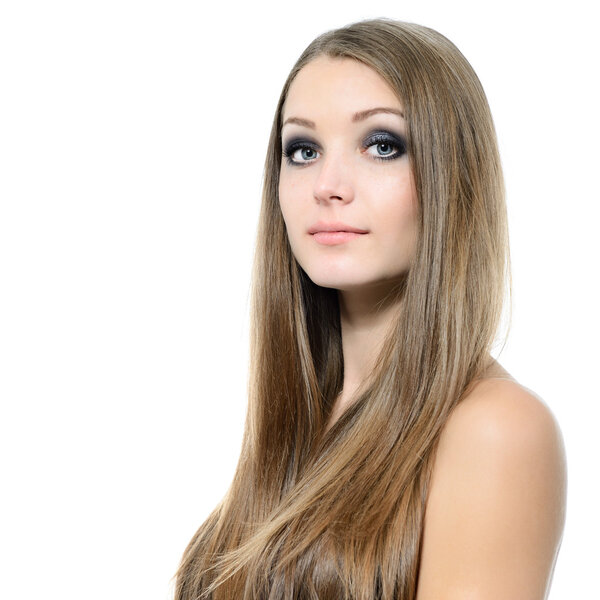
[176,18,509,600]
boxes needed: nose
[313,152,355,205]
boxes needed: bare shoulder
[442,376,565,461]
[416,374,567,600]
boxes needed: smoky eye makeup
[362,129,408,161]
[282,137,321,166]
[281,128,408,166]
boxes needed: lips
[308,222,368,246]
[308,222,369,235]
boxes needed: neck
[329,280,403,424]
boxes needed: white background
[1,1,598,598]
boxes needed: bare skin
[277,57,419,431]
[280,56,567,598]
[332,285,566,599]
[416,377,567,599]
[327,281,403,427]
[329,282,515,427]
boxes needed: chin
[303,269,386,292]
[300,264,359,289]
[300,261,410,295]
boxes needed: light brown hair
[175,18,509,599]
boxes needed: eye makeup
[281,128,408,166]
[362,130,407,161]
[282,137,320,166]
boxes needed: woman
[176,19,566,599]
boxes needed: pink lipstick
[308,222,368,246]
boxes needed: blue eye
[281,131,407,166]
[298,147,318,161]
[368,142,395,157]
[364,131,407,161]
[282,139,320,165]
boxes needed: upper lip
[308,221,369,234]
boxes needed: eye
[282,139,321,166]
[296,147,319,161]
[363,131,407,161]
[367,142,396,157]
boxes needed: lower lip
[312,231,367,246]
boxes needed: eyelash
[282,130,408,166]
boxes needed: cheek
[375,179,419,259]
[277,186,303,257]
[376,175,418,227]
[278,183,294,232]
[278,174,309,235]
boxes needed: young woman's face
[278,56,418,293]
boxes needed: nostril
[313,173,353,204]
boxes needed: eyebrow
[281,107,405,130]
[352,107,405,122]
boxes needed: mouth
[308,222,369,246]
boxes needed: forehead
[282,56,403,120]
